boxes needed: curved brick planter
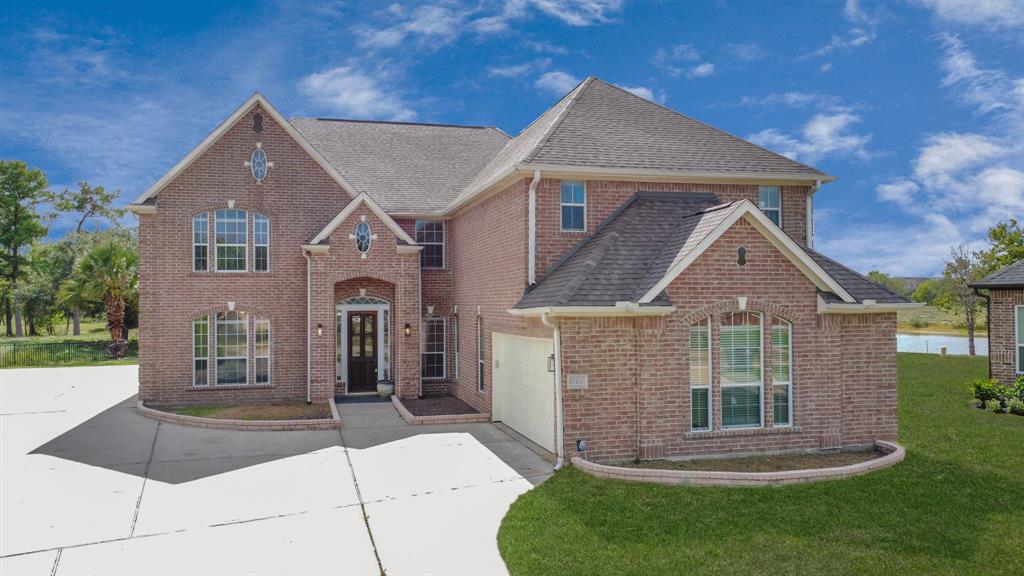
[137,400,341,431]
[391,396,491,425]
[572,441,905,487]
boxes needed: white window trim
[193,316,209,387]
[759,185,782,228]
[720,311,764,430]
[477,315,485,392]
[772,320,793,428]
[690,317,712,431]
[254,213,270,272]
[214,312,249,387]
[422,317,447,380]
[255,317,271,385]
[560,181,587,232]
[416,220,445,269]
[453,316,460,380]
[214,209,248,273]
[336,302,389,393]
[1016,305,1024,374]
[192,213,209,272]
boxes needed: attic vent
[737,247,747,266]
[253,113,263,133]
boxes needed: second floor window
[416,220,444,269]
[759,186,781,227]
[194,210,270,273]
[560,181,586,232]
[254,214,269,271]
[193,214,208,272]
[215,209,247,272]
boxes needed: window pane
[772,323,791,384]
[422,318,445,379]
[194,359,208,386]
[562,206,584,231]
[216,359,247,385]
[759,186,780,209]
[215,210,247,271]
[722,386,760,427]
[689,323,709,386]
[216,311,247,385]
[691,388,709,431]
[416,221,444,268]
[256,358,269,384]
[1017,307,1024,343]
[773,385,790,426]
[194,245,207,271]
[255,246,268,272]
[254,214,268,244]
[720,325,761,386]
[477,317,485,391]
[766,209,780,227]
[561,181,584,204]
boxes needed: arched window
[771,317,792,427]
[720,311,763,429]
[251,148,268,181]
[689,318,711,431]
[355,221,372,255]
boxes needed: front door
[347,312,378,393]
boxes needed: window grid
[193,316,208,386]
[771,318,792,427]
[422,317,446,379]
[216,311,248,385]
[1017,305,1024,374]
[416,221,444,269]
[453,316,460,380]
[560,181,586,232]
[255,317,270,385]
[759,186,782,228]
[477,316,485,392]
[689,319,712,431]
[215,209,247,272]
[254,213,269,272]
[720,311,763,429]
[193,214,208,272]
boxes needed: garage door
[492,333,555,453]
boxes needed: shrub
[1009,398,1024,416]
[1010,377,1024,402]
[910,318,928,329]
[985,399,1004,413]
[971,379,1005,405]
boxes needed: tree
[976,218,1024,276]
[77,240,137,355]
[49,181,125,233]
[866,270,911,298]
[911,278,947,305]
[936,245,984,356]
[0,161,49,337]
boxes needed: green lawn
[498,353,1023,576]
[898,305,987,335]
[1,319,137,343]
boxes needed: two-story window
[416,220,444,269]
[758,186,782,227]
[560,181,586,232]
[192,210,270,272]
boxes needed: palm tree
[57,275,90,336]
[78,240,137,352]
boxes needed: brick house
[129,77,916,463]
[971,260,1024,385]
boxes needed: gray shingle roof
[971,259,1024,289]
[290,118,509,213]
[455,77,830,210]
[805,249,912,304]
[515,192,730,308]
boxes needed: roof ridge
[523,77,594,164]
[291,116,501,131]
[588,78,828,178]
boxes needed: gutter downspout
[528,170,541,285]
[541,311,564,469]
[303,250,312,404]
[807,179,820,248]
[974,287,992,379]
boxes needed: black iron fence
[0,340,138,368]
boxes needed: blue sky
[1,0,1021,276]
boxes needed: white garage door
[492,333,555,453]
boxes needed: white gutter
[507,304,676,318]
[807,180,819,248]
[303,250,313,404]
[816,296,923,314]
[528,170,541,285]
[540,311,565,470]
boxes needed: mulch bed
[401,394,480,417]
[620,448,884,473]
[167,401,332,421]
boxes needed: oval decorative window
[251,148,268,181]
[355,222,372,254]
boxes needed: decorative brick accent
[391,395,491,425]
[136,400,341,431]
[571,441,905,487]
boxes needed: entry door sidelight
[347,312,378,393]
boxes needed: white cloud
[299,66,417,121]
[687,63,715,78]
[916,0,1024,30]
[938,34,1024,119]
[618,85,661,102]
[534,70,580,95]
[820,62,833,72]
[725,43,764,61]
[876,180,919,206]
[741,91,851,112]
[748,112,872,163]
[356,4,465,49]
[653,44,701,77]
[471,0,624,33]
[487,59,551,78]
[808,0,881,57]
[816,212,965,276]
[912,132,1008,186]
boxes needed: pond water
[897,333,988,356]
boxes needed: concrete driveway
[0,366,552,575]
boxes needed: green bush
[971,378,1005,405]
[1011,377,1024,402]
[985,399,1004,413]
[1009,398,1024,416]
[910,318,928,329]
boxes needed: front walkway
[0,366,551,575]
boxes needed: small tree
[49,182,125,233]
[976,218,1024,276]
[0,161,49,337]
[866,270,912,298]
[936,245,983,355]
[77,240,137,355]
[911,278,947,305]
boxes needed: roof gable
[306,192,415,249]
[130,93,359,209]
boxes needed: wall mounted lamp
[404,323,412,337]
[316,323,323,336]
[547,354,556,373]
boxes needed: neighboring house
[971,260,1024,385]
[129,77,917,462]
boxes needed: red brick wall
[558,217,897,461]
[990,289,1023,384]
[138,105,356,405]
[534,179,810,282]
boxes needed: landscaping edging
[136,400,341,431]
[572,440,905,487]
[391,395,491,425]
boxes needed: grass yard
[897,304,987,335]
[1,320,137,343]
[167,401,332,420]
[498,353,1024,576]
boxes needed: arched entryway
[337,295,391,394]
